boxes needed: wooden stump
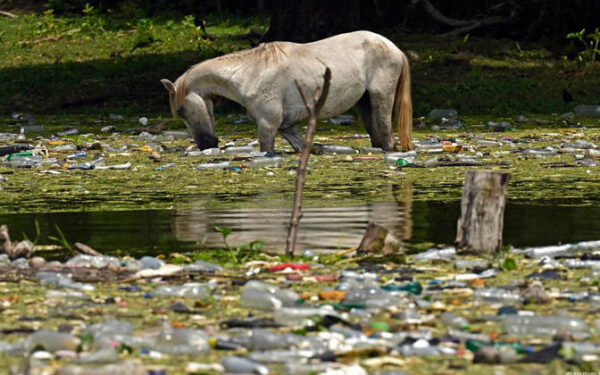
[357,222,402,254]
[455,170,511,254]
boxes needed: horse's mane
[172,42,289,110]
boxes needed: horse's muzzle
[195,133,219,150]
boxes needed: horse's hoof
[265,151,277,158]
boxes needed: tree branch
[0,10,16,18]
[286,67,331,256]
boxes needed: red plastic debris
[268,263,311,272]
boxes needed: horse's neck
[187,61,247,105]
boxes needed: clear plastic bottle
[45,290,91,301]
[139,256,164,270]
[283,362,337,375]
[502,315,590,337]
[441,312,470,330]
[75,346,119,363]
[313,144,357,155]
[448,329,492,343]
[273,306,338,326]
[223,146,255,154]
[221,356,269,375]
[359,147,384,154]
[24,331,81,353]
[454,259,489,270]
[565,259,600,269]
[475,288,524,304]
[240,280,299,311]
[195,161,230,170]
[247,156,284,168]
[66,254,122,269]
[36,272,95,291]
[55,360,146,375]
[152,282,214,299]
[414,247,456,261]
[95,162,131,170]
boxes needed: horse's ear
[161,79,175,93]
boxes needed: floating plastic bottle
[454,259,489,270]
[381,281,422,295]
[441,312,470,330]
[36,272,95,291]
[221,356,269,375]
[24,331,80,353]
[312,144,357,155]
[359,147,384,154]
[95,162,131,170]
[449,329,492,343]
[55,360,146,375]
[519,240,600,258]
[384,151,417,164]
[414,247,456,261]
[75,346,119,363]
[152,282,215,299]
[223,146,255,154]
[240,280,300,311]
[475,288,524,304]
[139,256,164,270]
[185,259,223,272]
[195,161,230,170]
[247,156,284,168]
[502,314,590,337]
[45,290,91,301]
[66,255,122,269]
[565,259,600,269]
[273,306,338,326]
[68,162,95,170]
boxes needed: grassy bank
[1,11,600,117]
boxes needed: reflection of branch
[0,10,16,18]
[286,67,331,256]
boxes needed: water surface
[1,198,599,256]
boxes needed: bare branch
[315,68,332,112]
[286,67,332,256]
[414,0,472,27]
[0,10,16,18]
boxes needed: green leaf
[214,226,232,240]
[501,257,517,271]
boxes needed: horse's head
[161,78,218,150]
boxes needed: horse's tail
[395,51,413,151]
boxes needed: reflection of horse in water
[172,185,413,253]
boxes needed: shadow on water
[1,183,600,257]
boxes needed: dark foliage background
[27,0,600,45]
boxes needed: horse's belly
[319,80,366,118]
[280,77,365,126]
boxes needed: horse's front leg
[257,119,278,154]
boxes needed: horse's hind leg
[279,126,305,153]
[356,92,382,148]
[369,90,396,151]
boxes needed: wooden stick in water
[286,67,331,256]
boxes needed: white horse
[161,30,413,152]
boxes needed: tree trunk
[455,170,510,254]
[262,0,361,43]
